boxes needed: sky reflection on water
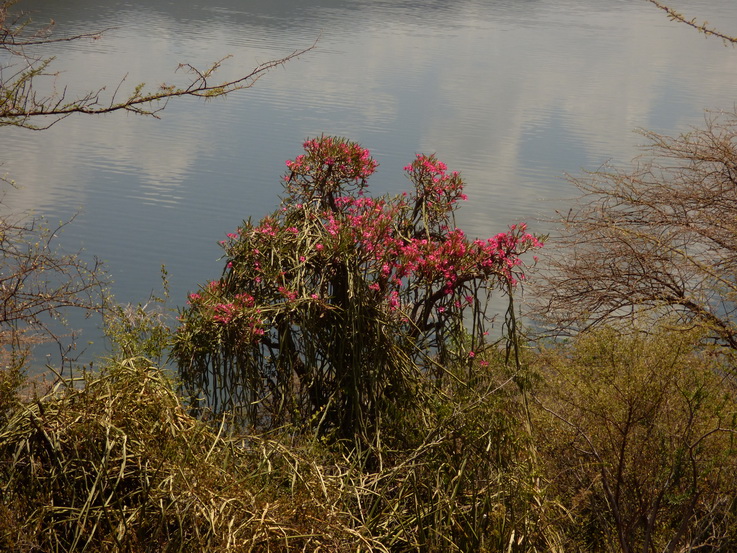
[2,0,737,360]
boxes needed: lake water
[3,0,737,364]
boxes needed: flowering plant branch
[174,137,541,440]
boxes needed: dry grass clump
[0,351,565,553]
[0,358,375,552]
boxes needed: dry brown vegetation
[0,352,563,552]
[0,358,374,552]
[3,324,736,552]
[534,112,737,351]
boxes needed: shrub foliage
[534,325,737,552]
[173,136,541,441]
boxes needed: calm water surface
[3,0,737,361]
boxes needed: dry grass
[0,352,564,552]
[0,357,377,552]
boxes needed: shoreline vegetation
[2,1,737,550]
[2,135,737,552]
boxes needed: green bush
[533,325,737,552]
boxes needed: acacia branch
[2,28,112,49]
[1,0,111,49]
[0,1,317,129]
[647,0,737,44]
[1,43,316,129]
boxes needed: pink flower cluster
[283,136,378,204]
[187,137,542,344]
[212,292,255,324]
[405,154,467,218]
[311,194,540,296]
[185,286,265,340]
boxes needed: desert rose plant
[173,137,541,444]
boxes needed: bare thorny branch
[0,0,316,129]
[0,209,107,370]
[647,0,737,45]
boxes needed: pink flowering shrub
[174,137,541,440]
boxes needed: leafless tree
[0,210,105,372]
[533,111,737,350]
